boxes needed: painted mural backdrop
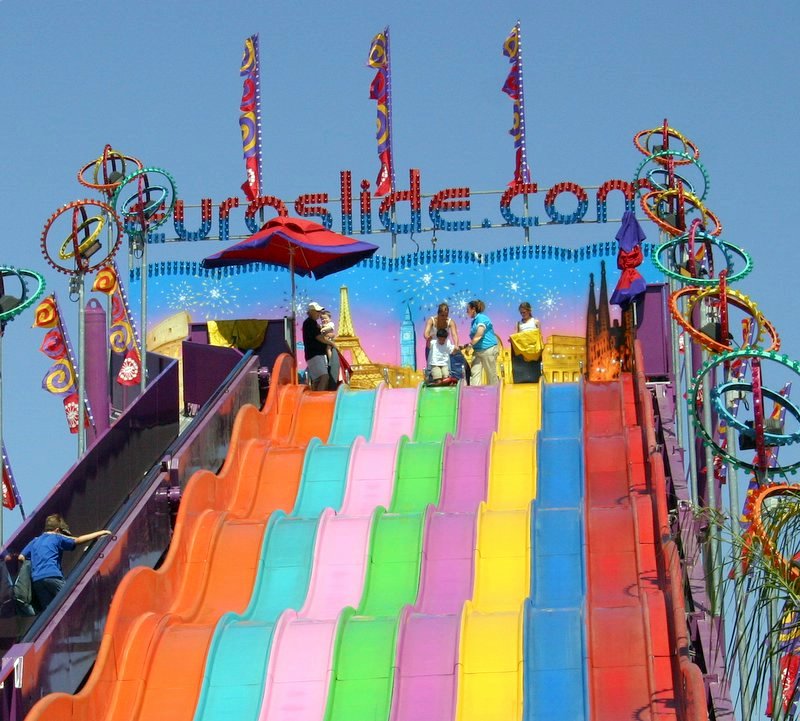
[132,240,661,370]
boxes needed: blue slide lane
[193,386,377,721]
[524,382,588,721]
[329,385,378,445]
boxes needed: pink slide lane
[457,384,500,440]
[371,384,420,443]
[259,437,400,721]
[391,434,492,721]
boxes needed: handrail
[0,351,262,717]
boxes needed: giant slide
[25,372,689,721]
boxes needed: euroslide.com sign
[156,169,643,244]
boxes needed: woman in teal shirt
[463,299,500,385]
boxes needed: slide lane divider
[524,382,588,721]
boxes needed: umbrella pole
[290,248,297,360]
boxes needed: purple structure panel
[639,283,672,379]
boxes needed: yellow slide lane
[456,382,540,721]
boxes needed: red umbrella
[201,215,379,338]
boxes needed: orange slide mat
[26,357,335,721]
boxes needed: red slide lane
[584,377,677,721]
[25,356,336,721]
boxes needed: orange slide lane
[25,356,336,721]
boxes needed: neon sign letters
[165,170,653,244]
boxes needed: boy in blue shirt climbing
[18,513,111,612]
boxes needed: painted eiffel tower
[335,285,423,389]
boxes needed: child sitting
[428,327,458,381]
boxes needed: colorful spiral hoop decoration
[669,286,780,354]
[741,483,800,586]
[689,348,800,474]
[58,213,105,260]
[653,234,753,286]
[40,200,122,275]
[77,146,143,197]
[712,382,800,447]
[640,188,722,237]
[633,149,710,202]
[0,267,46,324]
[110,167,177,235]
[633,125,700,165]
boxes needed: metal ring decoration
[712,383,800,446]
[58,213,105,260]
[110,167,177,235]
[121,184,169,219]
[633,126,700,165]
[647,169,695,196]
[652,234,752,286]
[40,199,123,275]
[640,188,722,237]
[741,483,800,587]
[77,146,143,196]
[633,149,710,201]
[688,348,800,474]
[669,286,780,354]
[0,267,46,323]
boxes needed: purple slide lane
[259,434,403,721]
[457,384,500,440]
[371,384,420,443]
[391,386,498,721]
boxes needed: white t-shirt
[429,338,455,367]
[518,317,539,331]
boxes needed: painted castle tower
[585,260,634,381]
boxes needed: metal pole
[139,235,147,395]
[769,588,785,721]
[701,352,720,614]
[0,327,4,545]
[523,194,531,246]
[390,205,398,260]
[290,249,297,354]
[77,273,86,456]
[726,421,753,721]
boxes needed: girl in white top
[517,302,540,332]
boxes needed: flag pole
[0,324,4,543]
[516,20,531,245]
[386,26,398,259]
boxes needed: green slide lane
[414,385,459,442]
[389,437,445,514]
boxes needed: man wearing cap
[303,302,337,390]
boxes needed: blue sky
[1,1,799,536]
